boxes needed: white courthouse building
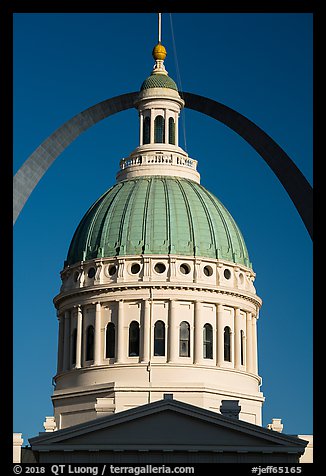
[14,36,313,464]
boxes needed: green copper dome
[66,176,251,268]
[140,73,178,91]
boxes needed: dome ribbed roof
[66,176,251,268]
[140,73,178,91]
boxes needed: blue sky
[13,12,313,441]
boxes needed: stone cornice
[53,362,263,395]
[53,282,262,310]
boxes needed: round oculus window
[108,265,117,276]
[131,263,141,274]
[88,267,96,278]
[224,268,231,279]
[180,263,191,274]
[203,265,213,277]
[154,262,166,274]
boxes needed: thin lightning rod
[158,13,162,43]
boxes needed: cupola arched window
[224,326,231,362]
[143,116,150,144]
[154,115,165,143]
[179,321,190,357]
[240,330,245,365]
[129,321,140,357]
[71,328,77,366]
[168,117,175,144]
[86,325,94,361]
[154,320,165,356]
[106,322,115,359]
[203,323,213,359]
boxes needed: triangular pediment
[30,399,307,453]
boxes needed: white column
[234,307,241,370]
[76,305,83,369]
[57,313,64,373]
[216,304,224,366]
[117,300,125,363]
[150,109,155,143]
[175,112,179,146]
[63,310,71,371]
[243,331,246,367]
[164,110,169,144]
[168,300,178,362]
[230,328,235,367]
[252,314,258,374]
[194,301,202,364]
[246,311,253,373]
[139,112,143,145]
[141,299,150,362]
[94,302,102,366]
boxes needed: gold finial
[152,43,167,61]
[152,13,167,61]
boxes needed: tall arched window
[154,115,165,143]
[203,323,213,359]
[240,330,245,365]
[129,321,140,357]
[154,320,165,356]
[86,325,94,361]
[71,328,77,366]
[179,321,190,357]
[143,116,150,144]
[224,326,231,362]
[106,323,115,359]
[168,117,175,144]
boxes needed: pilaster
[141,299,151,362]
[117,300,125,363]
[75,305,83,369]
[234,307,241,370]
[252,313,258,374]
[216,304,224,366]
[57,313,64,373]
[63,310,71,371]
[168,300,178,362]
[194,301,203,364]
[246,311,253,373]
[94,302,102,366]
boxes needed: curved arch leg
[13,91,312,240]
[182,92,313,239]
[13,92,138,224]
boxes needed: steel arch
[13,91,312,239]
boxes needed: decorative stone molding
[59,255,257,295]
[267,418,284,433]
[55,282,262,311]
[13,433,23,463]
[43,416,57,432]
[220,400,242,419]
